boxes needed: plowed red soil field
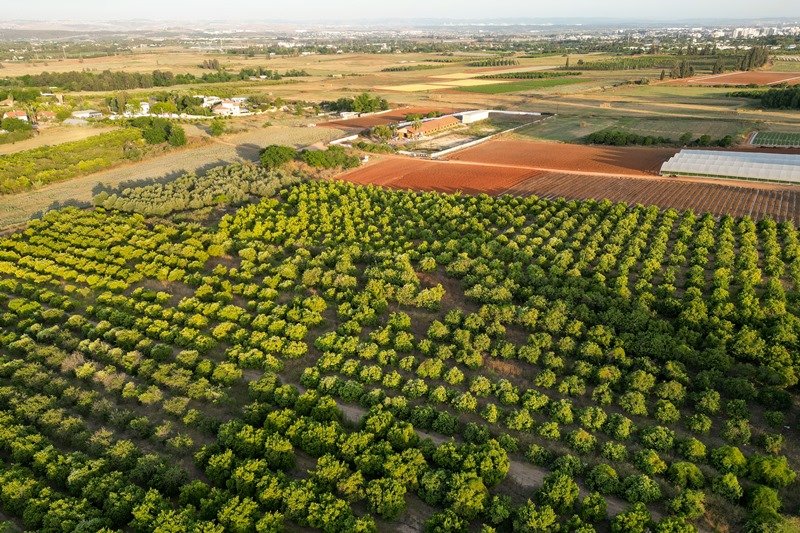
[336,155,800,222]
[323,106,461,130]
[507,172,800,223]
[446,140,677,176]
[666,71,800,86]
[338,157,538,194]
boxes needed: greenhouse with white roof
[660,150,800,184]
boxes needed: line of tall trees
[760,87,800,109]
[0,67,309,92]
[740,46,770,71]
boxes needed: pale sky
[8,0,800,22]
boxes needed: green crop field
[0,163,797,532]
[0,129,146,194]
[752,131,800,148]
[514,114,750,143]
[458,77,586,94]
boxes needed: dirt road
[0,125,344,230]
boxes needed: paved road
[0,125,343,230]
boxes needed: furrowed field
[0,165,798,532]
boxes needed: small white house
[71,109,103,119]
[456,110,491,124]
[140,102,151,114]
[212,100,243,116]
[2,110,28,122]
[201,96,223,108]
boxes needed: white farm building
[661,150,800,184]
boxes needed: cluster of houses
[1,109,57,125]
[110,95,249,120]
[395,110,538,140]
[198,95,249,117]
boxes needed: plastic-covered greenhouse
[660,150,800,183]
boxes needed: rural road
[0,125,344,230]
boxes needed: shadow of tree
[30,198,91,221]
[236,143,262,162]
[92,159,229,196]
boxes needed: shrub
[635,449,667,476]
[586,464,619,495]
[424,510,466,533]
[260,145,298,169]
[580,492,607,523]
[711,446,748,475]
[748,455,797,488]
[748,485,781,521]
[611,503,652,533]
[676,437,707,461]
[639,426,675,452]
[654,400,681,424]
[687,413,712,434]
[621,474,661,504]
[167,125,187,146]
[668,489,705,519]
[538,472,580,513]
[567,429,597,453]
[300,146,361,170]
[552,455,585,476]
[722,418,752,444]
[579,407,607,431]
[604,414,635,440]
[209,119,225,136]
[712,473,743,502]
[654,517,697,533]
[601,442,628,462]
[513,501,558,533]
[668,462,705,489]
[619,391,648,416]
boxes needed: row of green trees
[260,145,361,171]
[584,129,735,147]
[1,67,309,92]
[322,92,389,114]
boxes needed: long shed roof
[661,149,800,183]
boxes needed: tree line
[728,86,800,110]
[322,92,389,114]
[260,144,361,171]
[0,67,310,92]
[585,129,736,148]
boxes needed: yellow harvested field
[430,66,561,80]
[431,72,482,80]
[432,79,511,87]
[376,83,449,92]
[377,79,512,92]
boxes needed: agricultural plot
[508,171,800,223]
[457,78,586,94]
[752,131,800,148]
[322,107,460,130]
[339,157,538,194]
[0,169,798,533]
[666,71,800,86]
[515,116,750,144]
[446,139,678,175]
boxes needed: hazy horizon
[8,0,800,22]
